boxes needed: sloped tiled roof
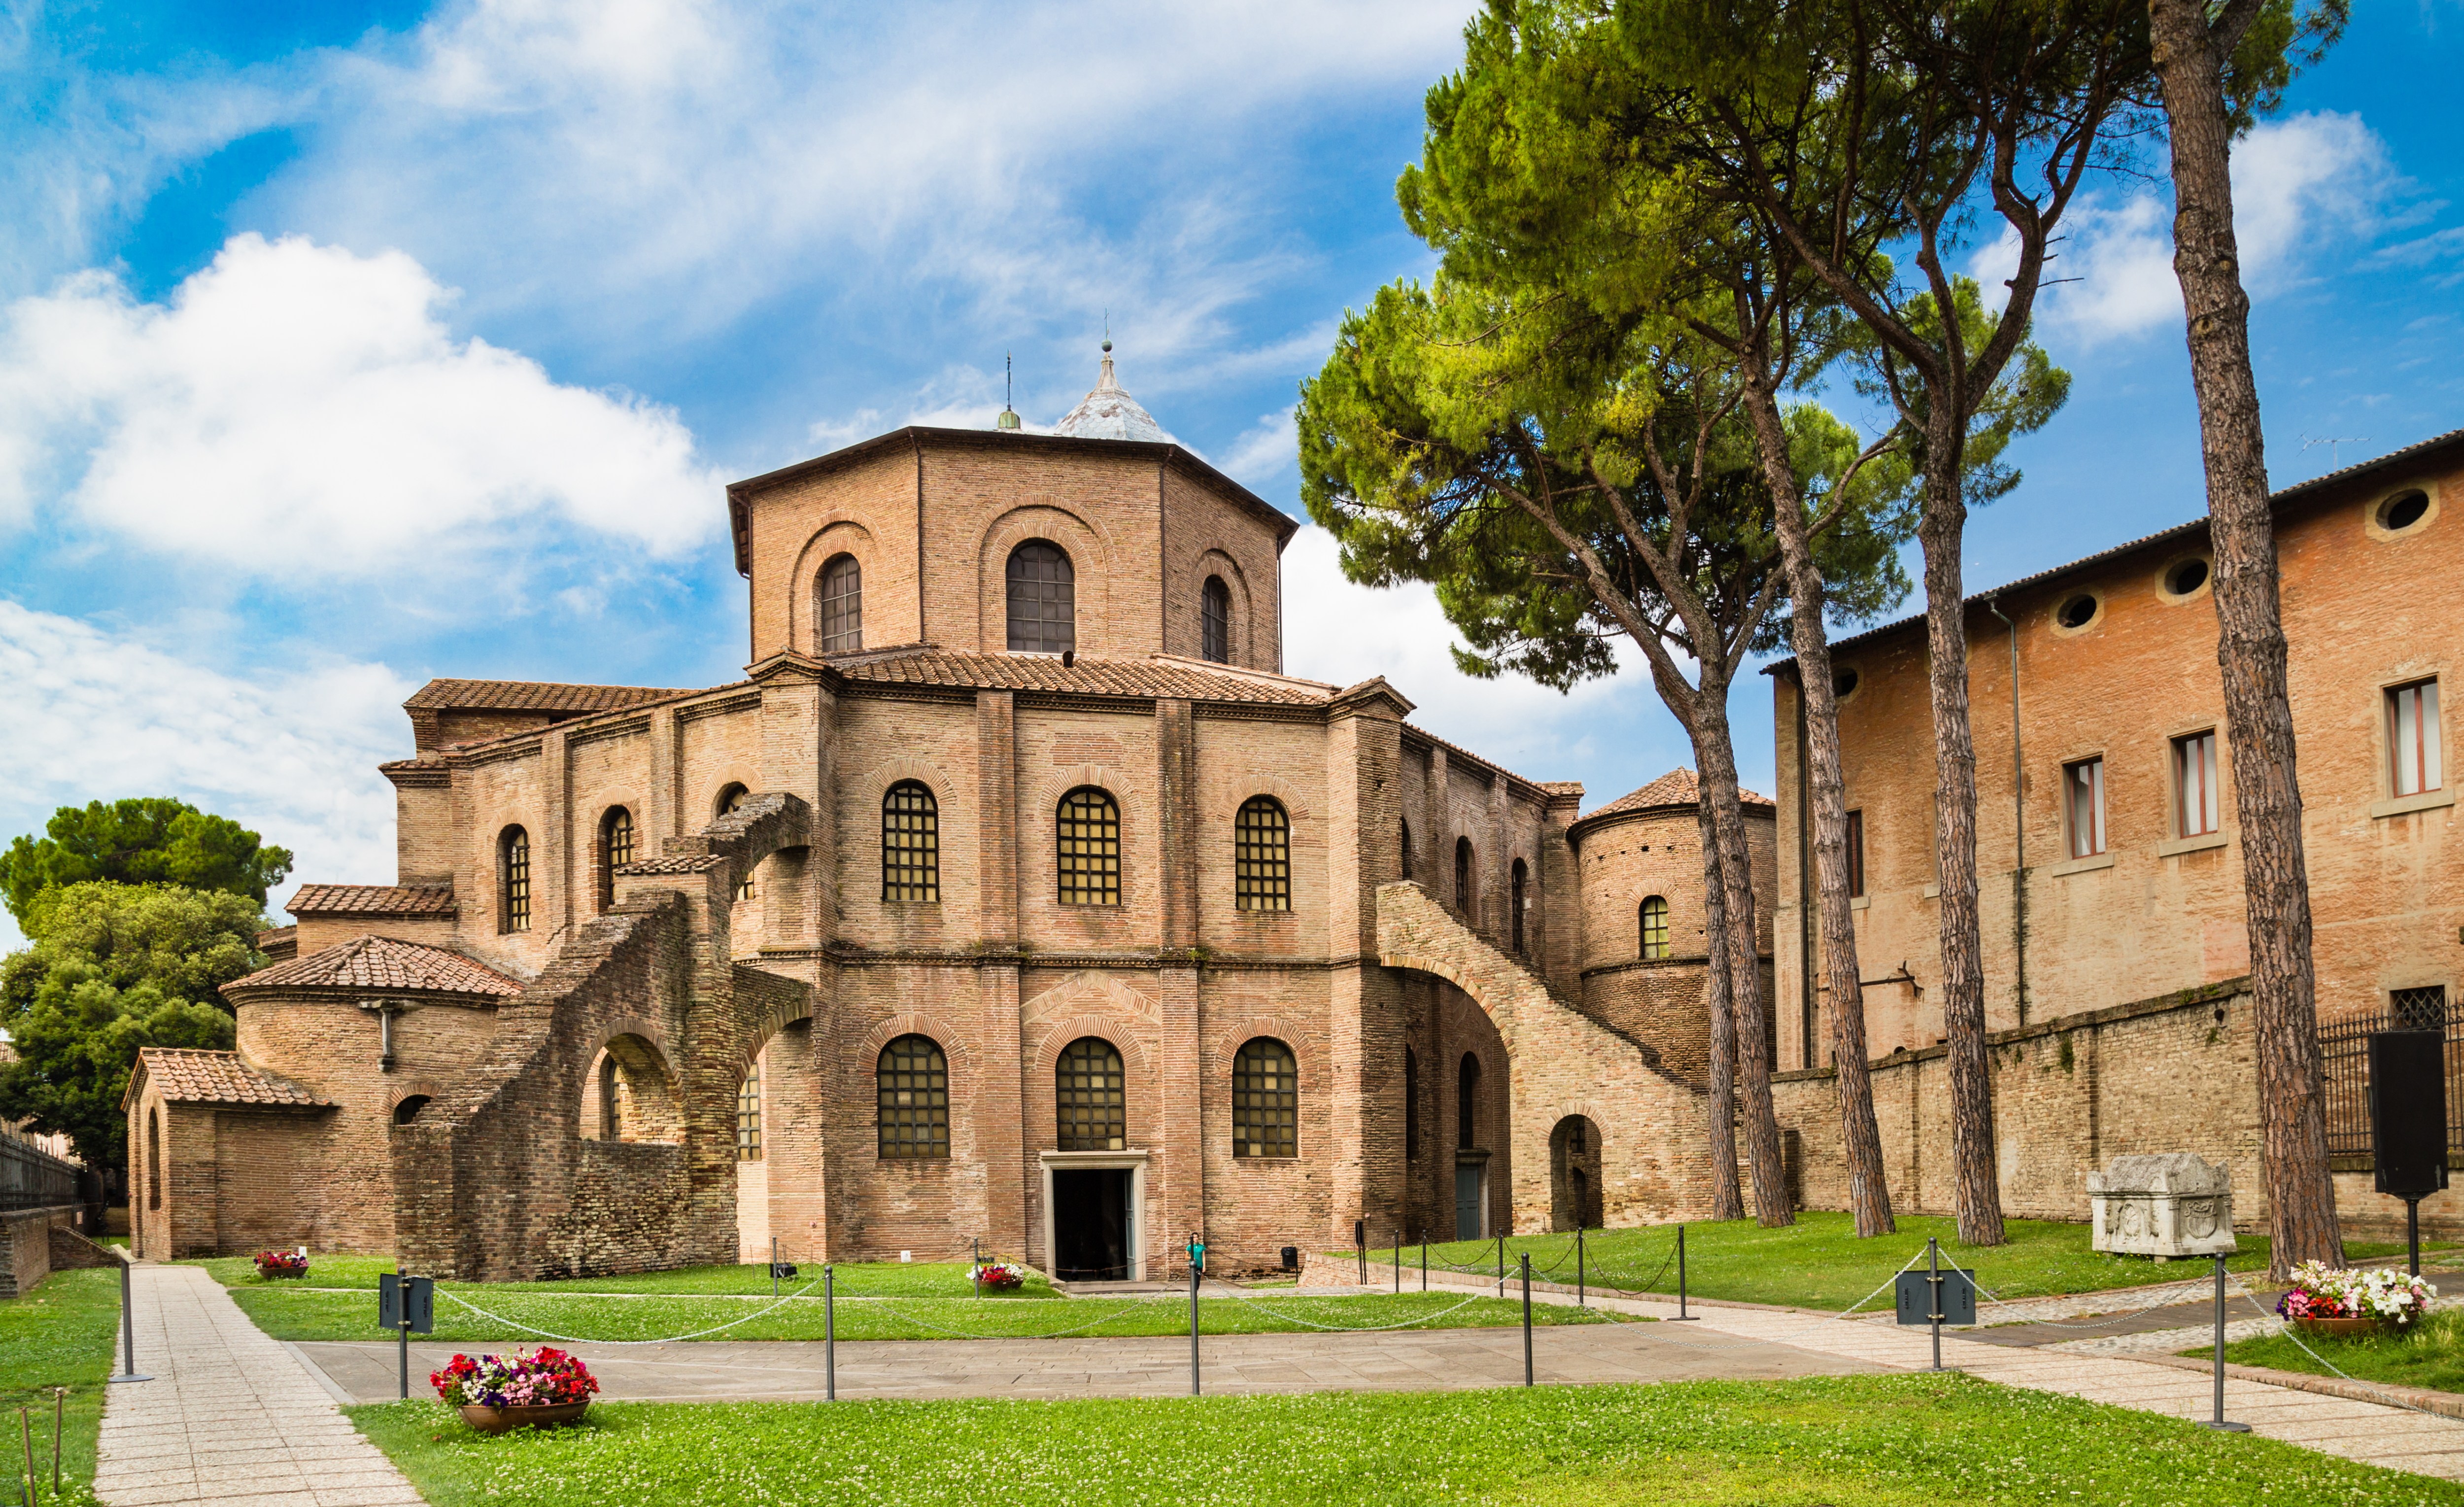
[836,649,1333,705]
[135,1049,329,1108]
[616,856,726,875]
[223,936,523,999]
[404,679,694,714]
[287,884,455,918]
[1573,768,1777,833]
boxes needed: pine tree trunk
[1739,378,1896,1236]
[1916,412,2006,1247]
[2148,0,2342,1279]
[1694,696,1794,1227]
[1696,803,1745,1222]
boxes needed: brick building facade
[125,353,1762,1277]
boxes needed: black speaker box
[2370,1029,2450,1198]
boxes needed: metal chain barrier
[862,1295,1167,1342]
[433,1274,831,1346]
[2222,1270,2464,1423]
[1194,1272,1515,1333]
[1561,1248,1933,1354]
[1970,1274,2219,1332]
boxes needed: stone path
[95,1264,424,1507]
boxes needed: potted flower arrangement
[430,1348,601,1433]
[2276,1261,2437,1337]
[254,1249,308,1280]
[971,1260,1027,1293]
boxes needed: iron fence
[2322,986,2456,1164]
[0,1133,82,1211]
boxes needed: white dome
[1052,345,1169,443]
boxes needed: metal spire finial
[996,349,1022,431]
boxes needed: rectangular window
[2173,730,2220,837]
[2390,679,2444,797]
[2064,757,2105,859]
[1844,810,1865,898]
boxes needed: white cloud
[1978,112,2403,345]
[0,233,726,577]
[1220,407,1299,489]
[0,600,410,949]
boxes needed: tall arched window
[818,553,863,652]
[1404,1047,1420,1159]
[1006,540,1076,653]
[598,806,634,912]
[1232,1038,1298,1158]
[1509,858,1528,954]
[598,1054,620,1139]
[1234,796,1290,911]
[147,1107,161,1211]
[499,826,531,932]
[736,1058,762,1162]
[1401,820,1414,880]
[1057,1037,1126,1151]
[1056,787,1121,905]
[1640,895,1671,959]
[877,1035,950,1158]
[1457,1053,1480,1149]
[1201,575,1231,662]
[882,781,940,902]
[716,787,754,900]
[1454,836,1473,915]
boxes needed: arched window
[736,1058,762,1162]
[877,1035,950,1159]
[1640,895,1670,959]
[882,781,940,902]
[818,552,863,653]
[147,1107,161,1211]
[598,806,634,912]
[1454,836,1473,915]
[1056,1037,1126,1151]
[1006,540,1076,654]
[716,786,754,900]
[1201,575,1231,662]
[1457,1053,1480,1150]
[1234,796,1291,911]
[392,1095,430,1126]
[1057,787,1121,905]
[499,826,531,932]
[1404,1047,1420,1159]
[598,1054,620,1139]
[1401,820,1414,880]
[1509,858,1528,955]
[1232,1038,1298,1158]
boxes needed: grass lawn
[344,1372,2462,1507]
[0,1267,123,1507]
[2205,1307,2464,1394]
[1391,1212,2442,1311]
[181,1253,1054,1299]
[231,1285,1618,1344]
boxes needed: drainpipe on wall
[1793,669,1818,1070]
[1985,599,2028,1027]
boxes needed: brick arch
[1030,764,1133,819]
[698,790,814,897]
[1195,548,1255,663]
[1206,1017,1320,1089]
[387,1080,445,1123]
[787,517,879,653]
[1027,1017,1155,1081]
[1219,772,1312,827]
[733,990,819,1074]
[856,1012,981,1077]
[978,503,1117,654]
[853,756,959,814]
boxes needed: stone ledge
[2371,788,2457,820]
[1775,976,2251,1083]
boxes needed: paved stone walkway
[95,1264,424,1507]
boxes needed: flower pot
[457,1402,590,1435]
[2292,1316,2381,1339]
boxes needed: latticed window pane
[877,1035,950,1159]
[1232,1038,1298,1158]
[819,553,863,652]
[1057,787,1121,905]
[2393,986,2450,1032]
[1234,796,1290,911]
[502,828,530,932]
[1006,540,1076,653]
[599,807,633,912]
[1056,1037,1126,1151]
[1201,576,1230,663]
[736,1059,762,1161]
[882,781,940,902]
[1640,896,1669,959]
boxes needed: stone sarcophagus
[2088,1153,2237,1259]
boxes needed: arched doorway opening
[1549,1115,1602,1232]
[580,1034,684,1143]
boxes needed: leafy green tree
[0,798,293,926]
[0,883,265,1174]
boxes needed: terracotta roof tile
[287,884,456,918]
[1575,768,1776,830]
[616,856,726,875]
[836,649,1332,705]
[223,936,523,999]
[404,679,695,714]
[136,1049,329,1108]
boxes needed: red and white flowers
[971,1261,1027,1292]
[430,1348,600,1408]
[2276,1262,2437,1329]
[253,1250,308,1279]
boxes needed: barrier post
[1927,1237,1944,1372]
[2201,1253,2250,1432]
[1576,1226,1585,1308]
[1520,1253,1534,1387]
[109,1257,151,1383]
[1393,1229,1400,1295]
[1496,1234,1504,1289]
[54,1388,65,1497]
[772,1237,780,1300]
[973,1237,981,1299]
[1671,1225,1697,1320]
[19,1406,33,1507]
[1189,1259,1202,1397]
[1420,1237,1427,1292]
[824,1266,836,1402]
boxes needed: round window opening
[2163,558,2209,597]
[1832,667,1859,699]
[2380,489,2430,533]
[2055,594,2098,630]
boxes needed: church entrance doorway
[1454,1162,1483,1241]
[1052,1168,1132,1281]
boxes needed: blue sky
[0,0,2458,942]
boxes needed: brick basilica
[123,350,1768,1279]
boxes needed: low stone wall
[0,1205,113,1297]
[1774,979,2464,1241]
